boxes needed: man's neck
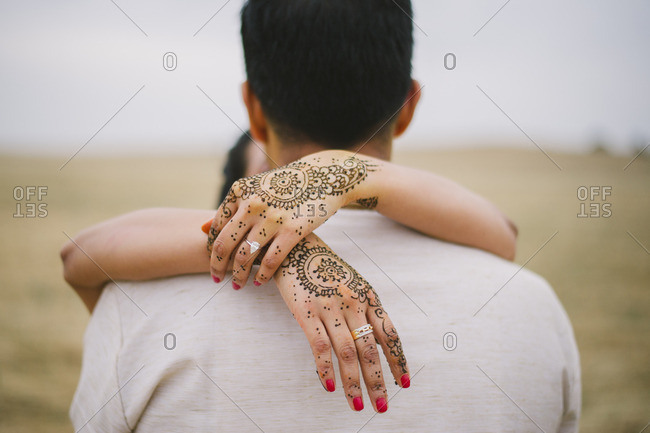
[267,137,392,167]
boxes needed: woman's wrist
[343,155,385,208]
[299,149,385,207]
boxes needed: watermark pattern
[195,363,265,432]
[353,84,425,157]
[626,231,649,255]
[476,85,562,170]
[163,333,177,350]
[474,231,559,316]
[443,332,457,351]
[62,231,148,317]
[342,231,429,317]
[109,0,148,36]
[13,186,48,218]
[163,52,177,71]
[293,204,327,219]
[577,186,612,218]
[473,0,514,37]
[75,365,145,433]
[476,364,546,432]
[196,85,280,168]
[193,0,234,37]
[444,53,457,70]
[59,85,145,170]
[623,143,649,170]
[391,0,428,37]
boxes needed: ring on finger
[245,239,261,254]
[351,324,373,341]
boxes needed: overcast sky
[1,0,648,156]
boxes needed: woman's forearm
[60,208,213,311]
[346,155,517,260]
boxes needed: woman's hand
[274,233,410,412]
[206,150,377,288]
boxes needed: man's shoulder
[319,209,560,314]
[318,209,535,276]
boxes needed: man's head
[240,0,421,164]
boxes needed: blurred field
[1,148,648,432]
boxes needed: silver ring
[351,324,373,341]
[245,239,260,254]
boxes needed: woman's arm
[208,149,517,288]
[60,208,214,311]
[350,157,518,260]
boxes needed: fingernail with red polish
[232,282,240,290]
[401,373,410,388]
[326,379,335,392]
[353,397,364,411]
[212,275,220,283]
[201,219,213,234]
[376,398,387,413]
[254,280,261,287]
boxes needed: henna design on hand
[231,156,376,210]
[282,239,408,374]
[283,241,375,302]
[208,156,376,254]
[373,308,407,374]
[206,226,219,255]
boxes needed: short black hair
[241,0,414,148]
[218,131,252,205]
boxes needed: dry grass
[1,148,648,432]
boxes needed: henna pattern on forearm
[356,196,378,209]
[281,239,408,374]
[230,156,376,210]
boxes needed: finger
[208,189,239,250]
[301,318,336,394]
[253,232,302,285]
[231,223,274,288]
[209,209,250,283]
[230,235,262,288]
[367,306,410,390]
[276,280,337,394]
[347,318,388,413]
[210,205,229,236]
[324,319,364,411]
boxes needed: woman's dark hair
[241,0,414,148]
[218,132,252,206]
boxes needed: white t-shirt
[70,209,580,433]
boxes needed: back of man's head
[241,0,414,149]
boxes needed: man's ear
[242,81,269,143]
[393,79,422,138]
